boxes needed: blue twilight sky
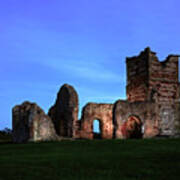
[0,0,180,130]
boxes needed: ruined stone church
[12,47,180,143]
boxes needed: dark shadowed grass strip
[0,139,180,180]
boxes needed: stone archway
[113,100,160,139]
[80,103,113,139]
[121,115,143,139]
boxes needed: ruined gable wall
[48,84,79,138]
[80,103,113,139]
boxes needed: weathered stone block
[48,84,79,138]
[12,101,59,143]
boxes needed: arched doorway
[121,116,143,139]
[93,119,102,139]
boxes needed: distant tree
[0,127,12,135]
[3,128,12,135]
[0,127,12,142]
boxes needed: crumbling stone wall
[148,53,179,104]
[148,52,179,135]
[12,101,58,143]
[12,47,179,142]
[126,47,179,136]
[120,115,142,139]
[48,84,79,138]
[113,100,159,139]
[126,48,149,102]
[80,103,113,139]
[126,47,179,103]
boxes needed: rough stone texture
[11,47,180,141]
[121,116,142,139]
[48,84,79,138]
[126,47,179,103]
[126,47,180,136]
[12,101,58,143]
[80,103,113,139]
[174,102,180,136]
[126,48,149,102]
[113,100,160,139]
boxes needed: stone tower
[126,47,179,135]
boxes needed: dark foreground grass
[0,139,180,180]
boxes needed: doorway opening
[93,119,102,139]
[121,116,143,139]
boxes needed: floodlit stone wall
[126,47,179,136]
[80,103,113,139]
[12,47,180,142]
[113,100,159,139]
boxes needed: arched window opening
[121,116,143,139]
[93,120,102,139]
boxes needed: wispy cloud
[44,59,126,83]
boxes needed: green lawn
[0,139,180,180]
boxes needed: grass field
[0,139,180,180]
